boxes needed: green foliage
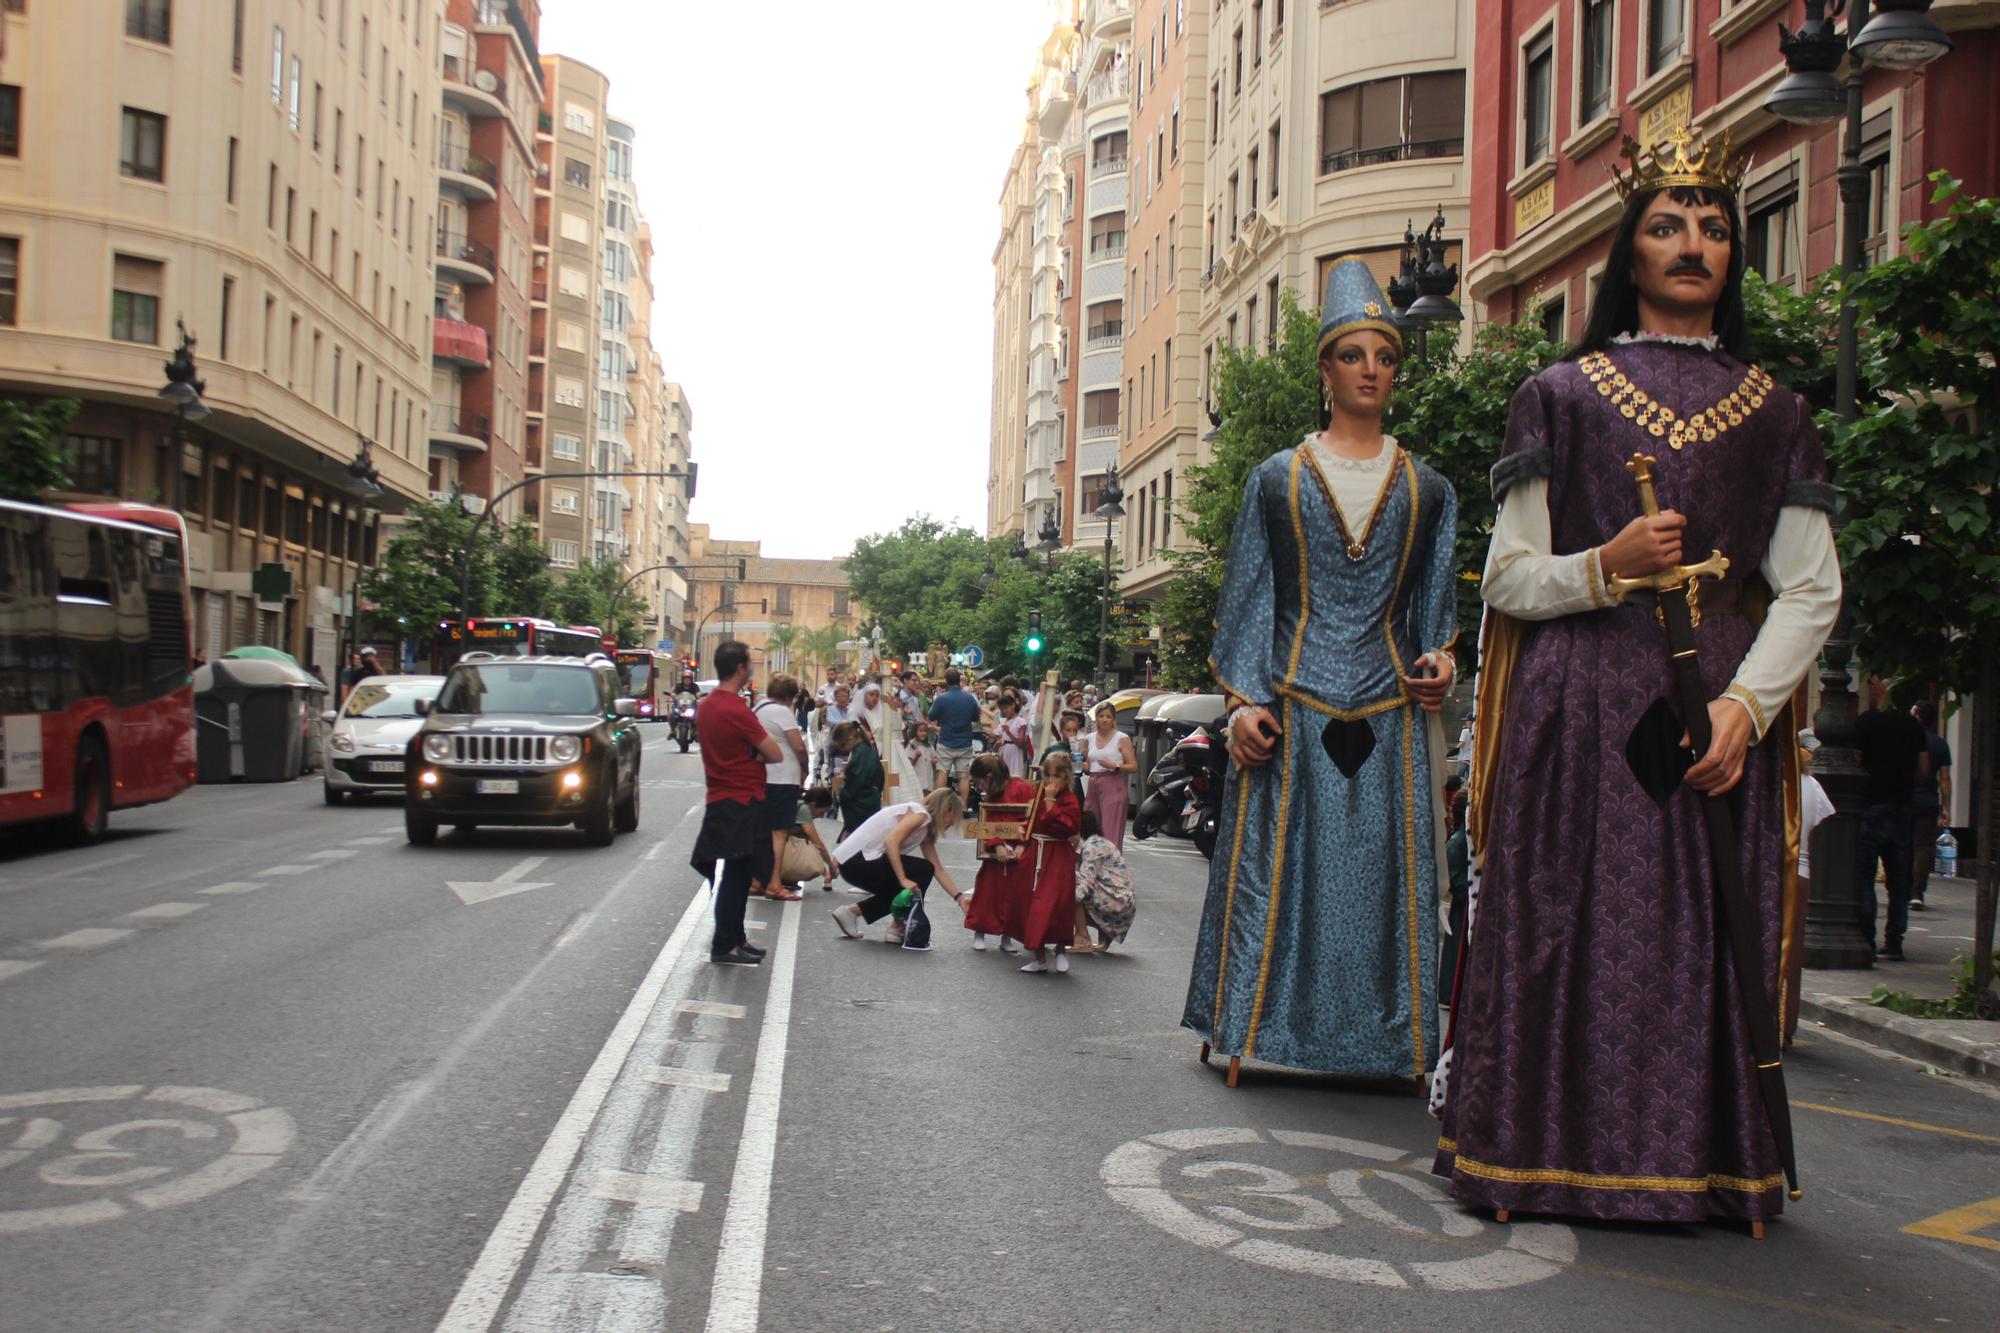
[1742,268,1839,409]
[0,398,82,501]
[798,621,848,677]
[1868,950,2000,1021]
[764,622,802,674]
[550,557,648,646]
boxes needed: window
[312,83,323,150]
[832,591,851,618]
[1267,276,1281,350]
[66,435,123,496]
[564,157,591,189]
[126,0,169,45]
[266,163,277,227]
[1246,150,1259,218]
[554,376,584,408]
[550,540,580,569]
[218,275,233,357]
[1860,113,1893,267]
[1523,33,1554,166]
[334,110,343,174]
[1538,295,1566,344]
[1210,82,1220,145]
[0,237,16,325]
[331,345,341,413]
[120,108,166,181]
[1646,0,1685,75]
[288,56,301,129]
[560,210,590,243]
[271,26,284,103]
[0,85,17,158]
[1171,99,1180,160]
[1087,299,1123,344]
[1319,71,1466,175]
[552,433,582,461]
[225,136,238,202]
[1268,123,1280,201]
[1232,27,1243,95]
[1580,0,1613,125]
[550,488,579,514]
[285,187,296,244]
[1745,164,1800,285]
[111,254,163,343]
[232,0,244,72]
[564,102,595,134]
[1083,388,1119,432]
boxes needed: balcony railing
[1090,155,1127,179]
[440,54,510,110]
[1081,422,1120,440]
[436,230,496,273]
[428,403,491,440]
[432,317,491,366]
[1085,321,1123,346]
[1088,235,1126,259]
[530,279,548,302]
[439,146,498,186]
[1319,137,1464,177]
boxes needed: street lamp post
[1766,0,1953,969]
[1036,511,1062,572]
[1386,208,1464,362]
[156,320,210,515]
[1093,464,1126,681]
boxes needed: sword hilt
[1607,454,1730,614]
[1625,452,1663,518]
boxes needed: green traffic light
[1026,635,1043,654]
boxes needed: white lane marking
[198,882,270,895]
[745,920,769,931]
[285,1080,424,1204]
[34,928,135,951]
[345,836,398,845]
[447,856,554,907]
[703,899,804,1333]
[258,865,312,876]
[590,1169,705,1212]
[676,1000,745,1020]
[0,960,46,982]
[45,851,143,880]
[643,1067,732,1093]
[305,849,359,860]
[435,848,711,1333]
[123,902,209,920]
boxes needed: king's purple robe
[1432,340,1831,1223]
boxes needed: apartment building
[0,0,440,671]
[1073,1,1133,547]
[1198,0,1472,398]
[427,0,542,514]
[621,214,693,649]
[1467,1,1999,338]
[989,135,1034,541]
[529,53,608,573]
[681,525,862,683]
[1118,0,1209,603]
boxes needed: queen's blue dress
[1181,438,1458,1077]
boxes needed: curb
[1799,992,2000,1085]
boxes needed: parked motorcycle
[671,692,699,752]
[1132,720,1227,857]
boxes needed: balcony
[1090,155,1127,180]
[1085,321,1123,350]
[1320,137,1465,177]
[530,278,548,303]
[1081,422,1120,441]
[428,403,491,454]
[438,146,499,202]
[1087,235,1126,261]
[440,54,511,119]
[436,230,496,285]
[433,317,491,368]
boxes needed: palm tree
[801,620,847,680]
[764,622,800,674]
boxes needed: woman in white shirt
[830,787,968,944]
[753,674,809,902]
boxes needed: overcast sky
[538,0,1063,560]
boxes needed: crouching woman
[829,786,969,945]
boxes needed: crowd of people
[689,652,1140,975]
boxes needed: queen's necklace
[1579,351,1774,451]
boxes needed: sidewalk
[1797,872,2000,1084]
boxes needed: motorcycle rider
[672,669,702,748]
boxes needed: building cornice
[1467,181,1621,302]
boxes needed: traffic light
[1025,610,1044,657]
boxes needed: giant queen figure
[1432,126,1843,1230]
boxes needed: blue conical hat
[1316,255,1402,358]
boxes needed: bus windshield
[617,655,652,693]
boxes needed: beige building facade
[1197,0,1472,401]
[620,213,693,650]
[0,0,444,672]
[681,524,862,685]
[1118,0,1209,603]
[987,135,1034,541]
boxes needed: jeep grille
[450,734,554,766]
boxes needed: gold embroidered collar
[1579,351,1774,451]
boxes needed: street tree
[0,397,81,501]
[843,517,995,656]
[764,622,801,675]
[550,558,648,646]
[799,621,848,680]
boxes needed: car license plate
[477,778,519,795]
[372,760,405,774]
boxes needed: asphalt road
[2,727,1997,1332]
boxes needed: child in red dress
[964,754,1033,954]
[1017,751,1082,975]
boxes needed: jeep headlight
[330,732,356,753]
[549,735,582,763]
[423,734,454,762]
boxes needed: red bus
[432,616,604,672]
[0,499,196,842]
[614,647,670,720]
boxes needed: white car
[323,675,445,804]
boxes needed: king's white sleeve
[1481,478,1613,619]
[1721,507,1842,741]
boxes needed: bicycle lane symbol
[1101,1127,1577,1292]
[0,1085,296,1234]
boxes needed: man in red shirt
[692,640,781,965]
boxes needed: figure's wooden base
[1196,1043,1241,1087]
[1494,1209,1511,1224]
[1751,1220,1766,1240]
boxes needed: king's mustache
[1667,259,1713,277]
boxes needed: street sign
[960,644,985,669]
[250,563,293,601]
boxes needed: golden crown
[1610,124,1751,202]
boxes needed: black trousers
[1910,807,1942,900]
[694,798,773,954]
[839,852,934,924]
[1857,801,1914,950]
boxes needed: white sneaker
[999,936,1021,954]
[831,905,862,939]
[972,932,989,952]
[886,922,906,945]
[1055,951,1070,975]
[1019,959,1049,974]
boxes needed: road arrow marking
[447,857,553,906]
